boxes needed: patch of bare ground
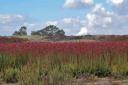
[1,77,128,85]
[65,77,128,85]
[0,82,19,85]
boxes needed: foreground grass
[0,53,128,85]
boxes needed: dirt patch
[0,82,19,85]
[1,78,128,85]
[65,77,128,85]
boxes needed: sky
[0,0,128,35]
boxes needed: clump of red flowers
[0,41,127,57]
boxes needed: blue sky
[0,0,88,21]
[0,0,128,35]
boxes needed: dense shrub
[2,68,18,83]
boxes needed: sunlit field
[1,0,128,84]
[0,37,128,85]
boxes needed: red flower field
[0,41,127,57]
[0,40,128,84]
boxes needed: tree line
[13,25,65,37]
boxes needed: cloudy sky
[0,0,128,35]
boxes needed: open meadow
[1,0,128,85]
[0,37,128,85]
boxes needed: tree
[19,26,27,35]
[43,25,59,36]
[56,29,65,36]
[13,26,27,36]
[31,25,65,36]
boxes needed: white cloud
[59,18,82,35]
[46,21,58,26]
[81,0,93,5]
[64,0,94,8]
[0,14,24,24]
[63,18,73,24]
[104,17,112,23]
[108,0,124,5]
[45,3,128,35]
[107,0,128,15]
[77,27,88,35]
[63,18,80,24]
[78,4,128,35]
[0,14,25,35]
[0,14,37,35]
[113,0,128,15]
[64,0,78,8]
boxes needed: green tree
[13,26,27,36]
[31,25,65,36]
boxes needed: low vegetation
[0,37,28,43]
[0,41,128,85]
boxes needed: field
[0,37,128,85]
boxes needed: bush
[94,67,111,77]
[2,68,18,83]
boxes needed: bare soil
[65,77,128,85]
[1,78,128,85]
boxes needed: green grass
[0,53,128,85]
